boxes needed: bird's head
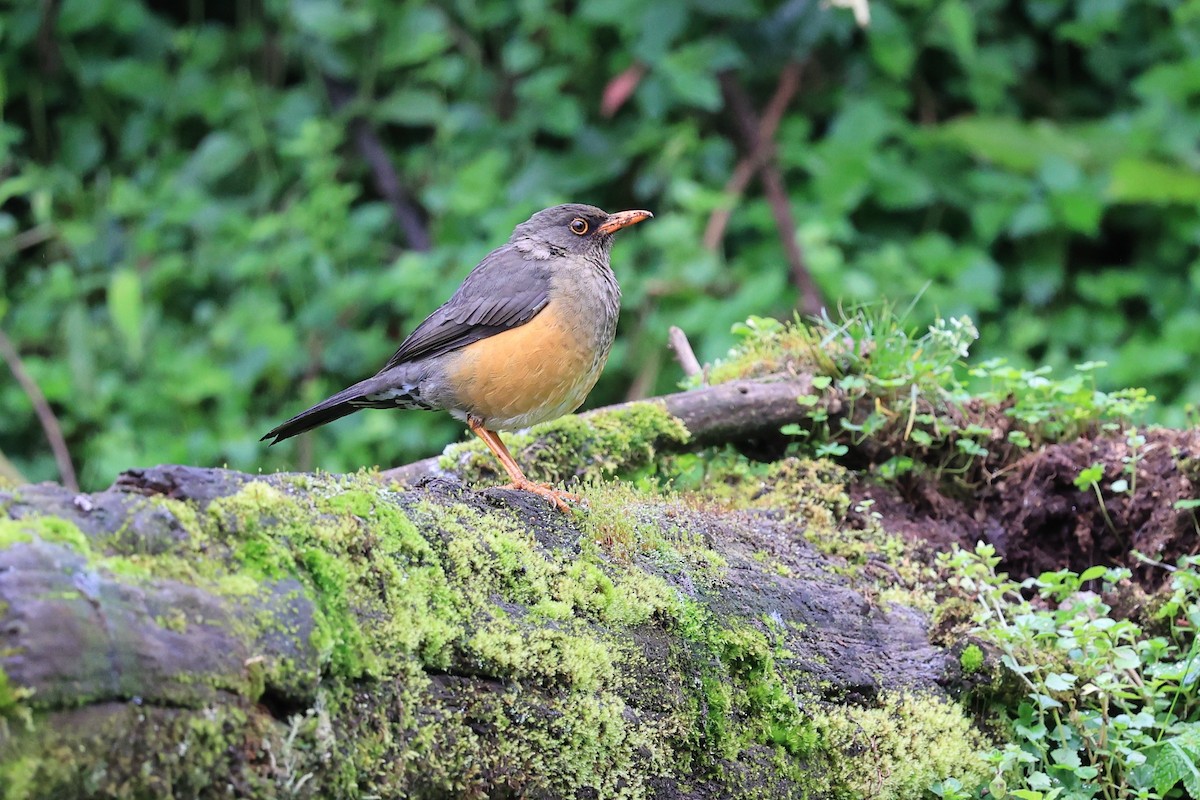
[510,203,653,260]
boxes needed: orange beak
[597,209,653,235]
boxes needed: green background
[2,0,1198,490]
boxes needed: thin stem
[0,329,79,492]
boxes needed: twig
[668,326,702,379]
[703,62,803,249]
[0,329,78,491]
[0,224,56,257]
[717,67,825,317]
[323,77,431,252]
[37,0,62,75]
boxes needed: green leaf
[1074,463,1104,491]
[108,269,144,363]
[868,5,917,79]
[1150,738,1200,796]
[930,117,1090,174]
[933,0,976,65]
[1108,158,1200,205]
[1044,672,1076,691]
[1174,499,1200,510]
[1079,565,1107,582]
[374,89,447,126]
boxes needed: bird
[261,203,653,512]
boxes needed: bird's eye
[569,218,589,235]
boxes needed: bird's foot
[502,479,582,513]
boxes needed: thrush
[261,203,653,511]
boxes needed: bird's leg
[466,417,581,513]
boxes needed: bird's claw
[502,479,582,513]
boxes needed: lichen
[810,691,991,799]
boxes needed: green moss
[576,480,727,579]
[960,643,984,674]
[812,691,990,799]
[438,401,689,486]
[705,315,836,386]
[692,455,850,529]
[494,689,673,798]
[691,455,937,613]
[0,516,90,554]
[0,754,40,800]
[0,667,33,718]
[0,467,978,798]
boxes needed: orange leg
[466,416,581,513]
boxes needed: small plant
[714,308,1151,487]
[941,544,1200,799]
[1074,462,1118,537]
[959,644,984,674]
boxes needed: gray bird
[262,203,653,511]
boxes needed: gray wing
[377,244,551,373]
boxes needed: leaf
[1108,158,1200,205]
[1074,463,1104,491]
[108,269,144,363]
[1050,746,1082,768]
[1149,738,1200,796]
[934,0,976,65]
[868,5,917,79]
[1173,499,1200,510]
[1079,565,1107,582]
[930,117,1090,174]
[1044,672,1076,691]
[374,89,447,126]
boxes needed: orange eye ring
[569,218,589,235]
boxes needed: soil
[852,428,1200,591]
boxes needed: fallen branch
[381,376,815,485]
[0,329,78,492]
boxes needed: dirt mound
[861,428,1200,588]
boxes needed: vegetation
[704,308,1152,487]
[3,0,1199,489]
[942,546,1200,800]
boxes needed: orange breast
[444,303,607,430]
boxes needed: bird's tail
[260,375,391,445]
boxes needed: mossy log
[0,461,988,799]
[382,377,816,485]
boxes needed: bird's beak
[597,209,653,235]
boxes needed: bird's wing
[377,244,551,373]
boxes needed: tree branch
[324,77,431,252]
[0,329,78,492]
[703,62,803,250]
[717,67,825,317]
[667,326,702,379]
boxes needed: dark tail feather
[261,378,380,445]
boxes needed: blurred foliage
[1,0,1198,489]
